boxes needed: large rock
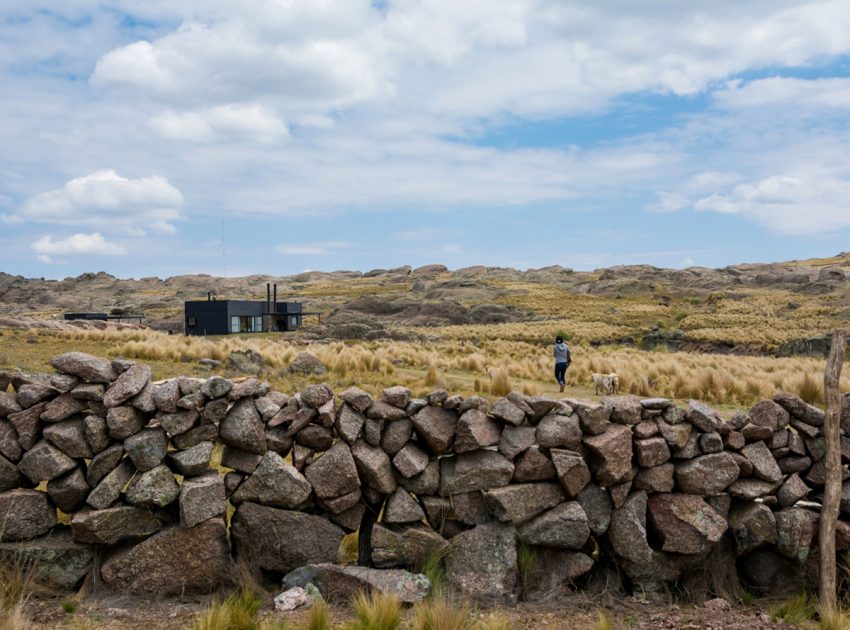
[340,387,373,413]
[583,424,633,486]
[489,398,526,426]
[454,409,501,452]
[8,402,46,449]
[124,428,168,471]
[741,441,783,483]
[0,527,92,590]
[220,398,267,454]
[87,459,134,509]
[371,524,449,568]
[775,508,818,564]
[40,393,86,423]
[634,463,675,493]
[729,503,777,555]
[352,440,397,494]
[577,484,613,536]
[168,441,214,477]
[608,491,677,585]
[125,465,180,508]
[103,364,151,407]
[335,404,366,444]
[518,502,589,550]
[18,440,77,483]
[569,399,610,435]
[71,506,161,544]
[398,459,440,496]
[86,444,124,487]
[773,392,824,427]
[392,442,430,479]
[381,418,414,455]
[383,488,426,523]
[83,414,110,454]
[522,550,594,601]
[233,451,312,508]
[288,352,327,375]
[686,400,721,432]
[283,563,430,604]
[412,406,457,454]
[608,395,642,425]
[0,420,22,462]
[749,400,790,432]
[106,405,146,439]
[180,472,226,527]
[440,451,514,496]
[0,454,20,491]
[305,441,360,500]
[47,467,89,512]
[0,489,56,541]
[675,453,739,494]
[50,352,117,383]
[483,483,564,524]
[445,523,517,603]
[513,446,557,482]
[101,518,232,595]
[535,414,581,449]
[498,425,536,459]
[43,417,92,459]
[232,502,344,575]
[635,437,671,468]
[158,410,199,437]
[647,493,727,555]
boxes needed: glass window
[290,316,298,328]
[187,316,197,327]
[231,316,240,333]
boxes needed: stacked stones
[1,352,849,602]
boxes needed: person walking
[553,335,571,393]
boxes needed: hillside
[1,252,848,354]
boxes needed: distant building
[64,312,109,321]
[184,284,303,335]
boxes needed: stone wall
[1,352,849,602]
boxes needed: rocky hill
[1,253,849,351]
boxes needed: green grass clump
[771,593,815,625]
[593,610,613,630]
[412,593,472,630]
[306,599,331,630]
[62,599,78,614]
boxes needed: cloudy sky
[2,1,850,279]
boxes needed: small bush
[425,364,439,387]
[62,599,77,614]
[190,585,264,630]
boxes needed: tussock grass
[0,551,35,629]
[346,591,402,630]
[339,531,360,564]
[489,368,512,397]
[411,593,472,630]
[593,610,614,630]
[516,541,537,600]
[306,599,331,630]
[817,603,850,630]
[771,593,816,625]
[190,585,264,630]
[416,544,449,596]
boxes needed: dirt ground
[19,592,801,630]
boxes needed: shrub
[346,590,402,630]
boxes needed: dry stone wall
[2,352,850,602]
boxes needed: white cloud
[17,170,183,233]
[149,104,288,143]
[694,175,850,234]
[276,240,349,255]
[31,232,127,263]
[714,77,850,110]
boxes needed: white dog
[591,372,619,395]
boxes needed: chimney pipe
[273,283,277,312]
[266,283,271,311]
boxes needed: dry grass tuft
[306,598,331,630]
[817,603,850,630]
[339,531,360,564]
[346,590,402,630]
[412,593,473,630]
[190,584,264,630]
[593,609,613,630]
[489,368,512,397]
[425,364,439,387]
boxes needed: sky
[2,1,850,279]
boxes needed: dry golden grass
[2,324,848,409]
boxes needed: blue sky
[2,1,850,279]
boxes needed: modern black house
[184,284,303,336]
[64,312,109,321]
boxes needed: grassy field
[2,324,847,409]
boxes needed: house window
[187,316,197,327]
[231,315,263,333]
[290,316,298,328]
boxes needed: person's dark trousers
[555,361,568,386]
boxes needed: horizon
[2,2,850,279]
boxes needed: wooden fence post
[819,329,846,610]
